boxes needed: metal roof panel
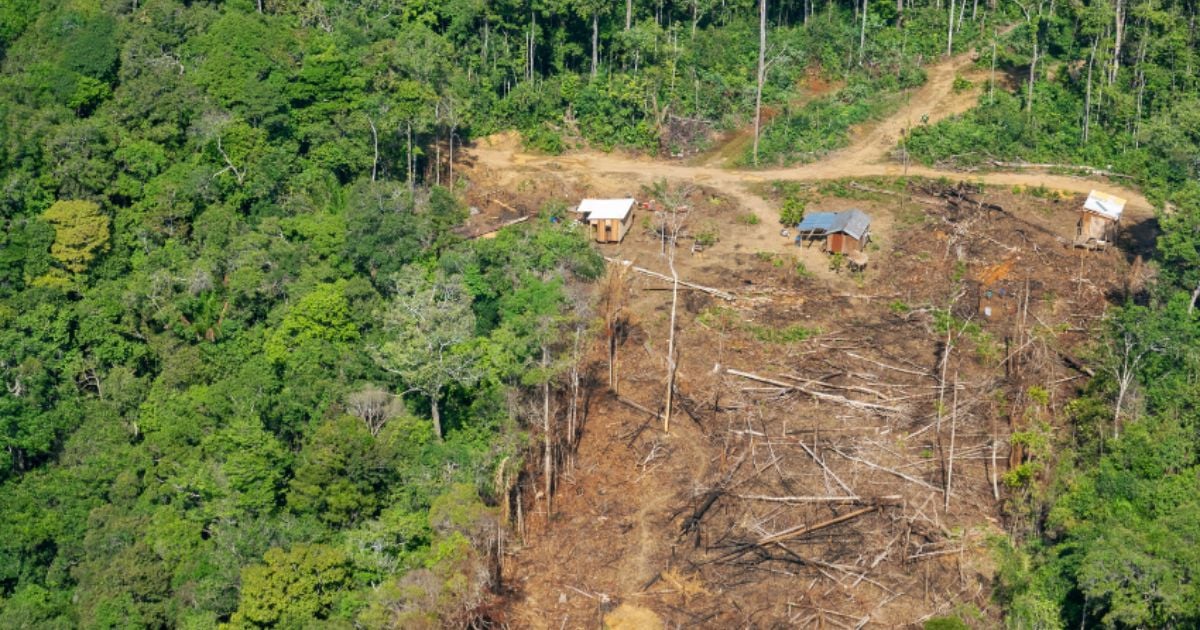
[797,209,871,240]
[1083,190,1126,221]
[832,209,872,240]
[796,212,839,232]
[578,198,635,220]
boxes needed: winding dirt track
[467,46,1152,218]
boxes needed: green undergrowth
[744,77,914,166]
[698,305,820,343]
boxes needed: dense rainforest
[0,0,1198,627]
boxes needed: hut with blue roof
[794,209,872,254]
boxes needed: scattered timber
[605,257,736,301]
[988,160,1132,179]
[725,369,902,414]
[828,447,944,493]
[615,395,663,421]
[758,506,878,545]
[735,494,903,505]
[468,214,531,239]
[847,181,942,206]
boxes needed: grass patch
[896,203,928,227]
[695,223,720,247]
[698,306,820,343]
[747,323,821,343]
[744,77,911,166]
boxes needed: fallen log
[847,181,942,206]
[468,214,531,239]
[794,438,855,496]
[829,447,944,493]
[989,160,1132,179]
[907,545,966,561]
[778,373,893,401]
[735,494,903,505]
[615,395,663,420]
[681,489,722,535]
[844,352,934,379]
[725,369,902,414]
[758,506,878,546]
[605,257,736,301]
[1058,350,1095,377]
[492,198,523,213]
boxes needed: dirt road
[466,47,1152,218]
[486,43,1152,629]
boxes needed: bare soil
[461,42,1152,224]
[493,180,1149,628]
[692,66,845,169]
[460,46,1157,629]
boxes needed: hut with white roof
[1076,190,1126,248]
[577,198,635,243]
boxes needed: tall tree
[647,181,693,432]
[373,270,481,440]
[753,0,767,166]
[41,200,110,276]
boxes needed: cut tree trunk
[1027,36,1038,113]
[591,13,599,77]
[605,258,735,300]
[859,0,868,63]
[947,0,955,55]
[406,123,414,192]
[664,238,680,432]
[1084,37,1097,143]
[368,116,379,182]
[431,396,443,440]
[944,371,959,511]
[1111,0,1124,85]
[543,345,553,517]
[753,0,767,165]
[758,506,878,545]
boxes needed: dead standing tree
[753,0,767,165]
[563,282,595,469]
[647,180,695,432]
[1102,312,1161,438]
[599,261,634,394]
[345,385,404,436]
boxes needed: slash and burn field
[483,173,1151,628]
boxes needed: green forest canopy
[0,0,1198,627]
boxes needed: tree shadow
[1119,216,1159,264]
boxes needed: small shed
[1076,190,1125,247]
[794,209,872,254]
[578,198,635,243]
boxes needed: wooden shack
[578,198,635,243]
[1076,190,1125,249]
[794,209,872,254]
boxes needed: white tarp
[1083,190,1127,221]
[578,198,635,220]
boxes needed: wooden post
[752,0,767,165]
[543,346,553,518]
[944,371,959,511]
